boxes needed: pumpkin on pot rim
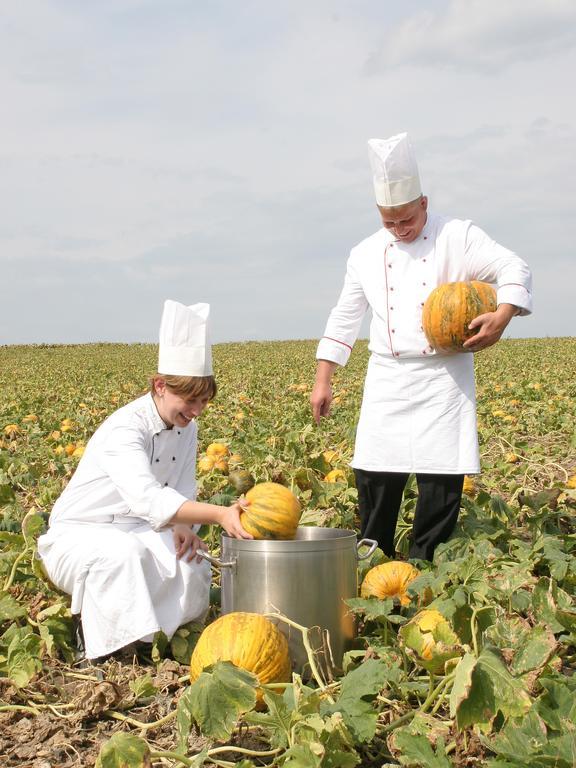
[189,612,291,703]
[361,561,421,606]
[422,281,497,353]
[240,482,301,540]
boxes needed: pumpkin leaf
[180,661,258,740]
[344,596,395,622]
[484,709,576,768]
[509,625,557,675]
[392,731,451,767]
[323,658,394,742]
[0,592,27,620]
[450,647,531,732]
[128,674,158,701]
[245,689,294,748]
[95,732,152,768]
[0,623,42,688]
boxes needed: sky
[1,0,574,345]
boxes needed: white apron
[37,394,210,659]
[351,351,479,474]
[38,520,211,659]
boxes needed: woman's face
[153,380,210,428]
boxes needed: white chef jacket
[317,213,532,473]
[37,393,211,659]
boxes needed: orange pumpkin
[422,281,497,353]
[189,612,291,703]
[360,561,421,606]
[240,482,301,540]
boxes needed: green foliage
[0,338,575,766]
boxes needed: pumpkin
[228,469,255,495]
[324,469,347,483]
[189,612,291,703]
[360,561,421,606]
[422,281,497,353]
[198,455,216,473]
[399,609,462,673]
[462,475,477,497]
[206,442,229,458]
[240,482,301,539]
[322,450,339,466]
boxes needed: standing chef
[38,300,251,661]
[310,133,532,561]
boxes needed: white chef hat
[158,300,213,377]
[368,132,422,207]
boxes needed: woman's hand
[172,523,208,562]
[218,499,253,540]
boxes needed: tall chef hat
[368,132,422,207]
[158,300,213,377]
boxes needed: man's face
[377,196,428,243]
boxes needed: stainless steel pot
[199,527,377,676]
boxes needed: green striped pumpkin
[422,281,497,352]
[240,482,301,539]
[189,612,291,704]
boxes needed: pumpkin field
[1,337,575,767]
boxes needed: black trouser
[353,469,464,561]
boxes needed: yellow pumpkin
[422,281,497,353]
[360,561,421,606]
[240,482,301,540]
[399,609,462,673]
[198,455,216,473]
[324,469,347,483]
[322,450,339,466]
[189,612,291,703]
[206,442,229,458]
[462,475,477,497]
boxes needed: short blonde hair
[150,374,217,400]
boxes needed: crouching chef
[310,132,533,561]
[38,300,251,660]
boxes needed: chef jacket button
[177,431,181,435]
[423,258,427,262]
[424,236,427,240]
[388,264,392,268]
[422,350,427,355]
[155,458,159,463]
[390,287,394,291]
[391,329,395,333]
[422,282,426,286]
[420,302,424,307]
[164,482,168,486]
[172,456,176,461]
[394,352,400,357]
[390,243,394,247]
[390,306,394,310]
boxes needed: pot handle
[356,538,378,560]
[196,550,236,569]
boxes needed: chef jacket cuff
[316,337,351,366]
[496,284,532,316]
[149,487,189,531]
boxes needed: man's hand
[310,360,339,424]
[172,524,208,563]
[310,381,333,425]
[463,303,519,352]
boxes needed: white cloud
[365,0,576,74]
